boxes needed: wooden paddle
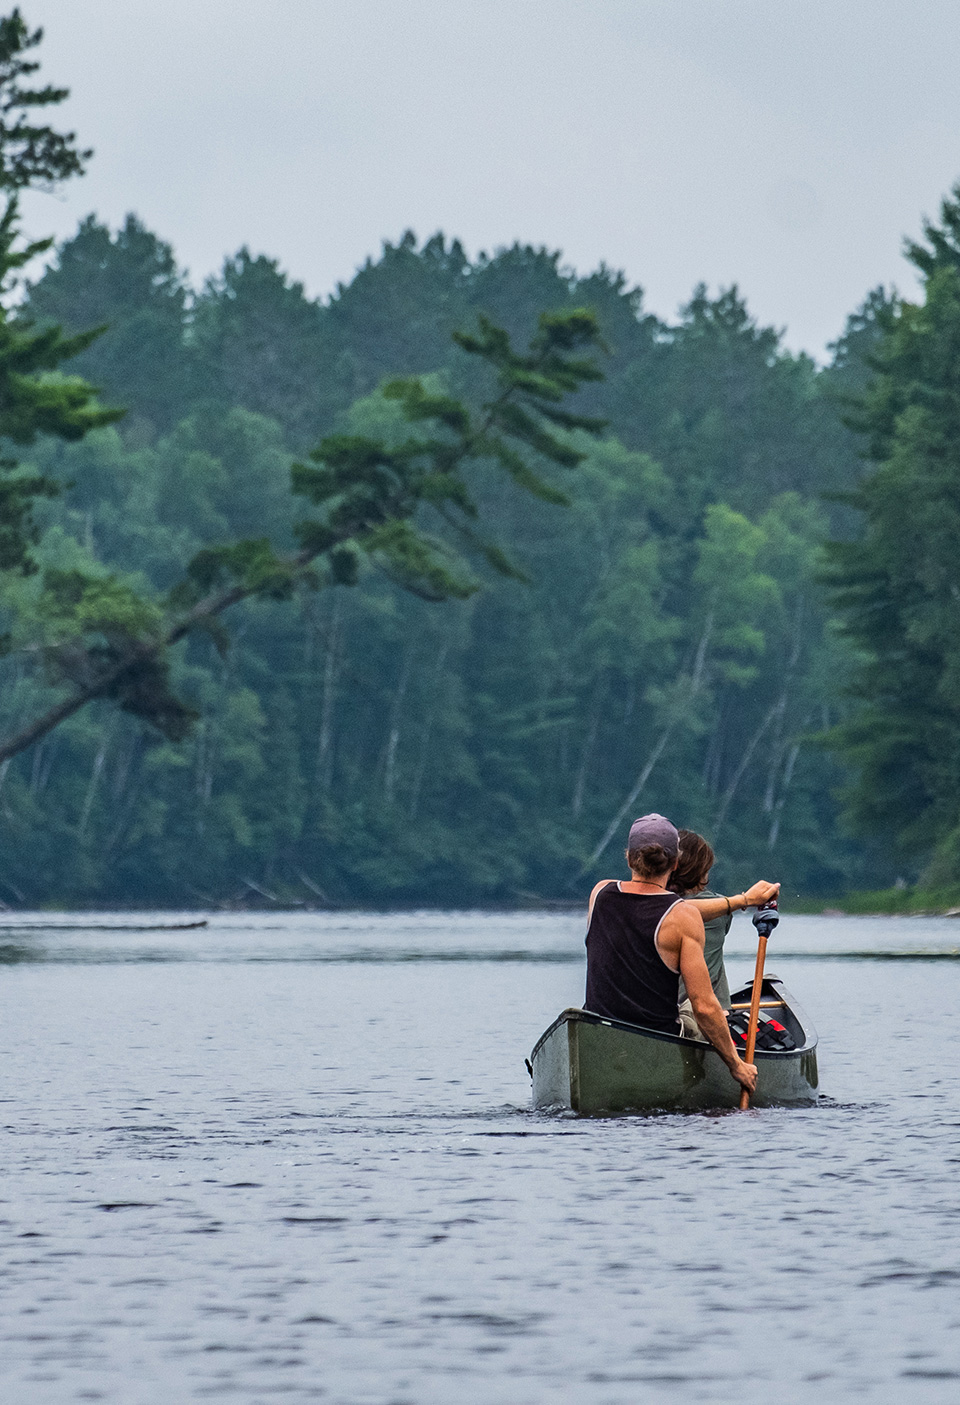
[739,899,780,1110]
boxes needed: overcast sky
[19,0,960,357]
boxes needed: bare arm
[662,903,757,1092]
[688,880,780,924]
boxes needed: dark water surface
[3,910,960,1404]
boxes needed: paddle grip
[752,898,779,941]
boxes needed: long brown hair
[668,829,715,895]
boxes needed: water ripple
[2,912,959,1402]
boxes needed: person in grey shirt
[671,829,733,1030]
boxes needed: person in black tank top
[585,884,683,1031]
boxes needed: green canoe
[529,974,818,1113]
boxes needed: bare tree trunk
[110,726,137,804]
[580,611,715,873]
[768,740,802,849]
[316,593,343,794]
[301,597,316,670]
[762,745,780,816]
[29,739,44,795]
[571,679,605,818]
[38,736,59,793]
[712,696,782,840]
[755,595,807,832]
[706,589,810,844]
[105,734,146,854]
[79,726,112,836]
[383,648,413,804]
[194,718,214,836]
[701,691,728,796]
[691,609,714,691]
[580,725,675,874]
[408,641,450,821]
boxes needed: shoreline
[2,893,960,918]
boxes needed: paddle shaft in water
[739,900,780,1110]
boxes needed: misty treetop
[24,220,859,504]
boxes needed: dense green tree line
[0,202,888,904]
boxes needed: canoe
[528,973,818,1113]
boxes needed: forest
[0,215,881,905]
[0,9,956,907]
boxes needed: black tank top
[584,883,683,1032]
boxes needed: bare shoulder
[669,899,706,940]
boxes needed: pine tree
[190,248,329,445]
[824,183,960,874]
[0,8,115,575]
[322,231,471,414]
[0,7,90,192]
[0,206,121,577]
[25,214,191,434]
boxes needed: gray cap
[627,813,679,857]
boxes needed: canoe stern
[530,989,818,1114]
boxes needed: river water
[2,909,960,1404]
